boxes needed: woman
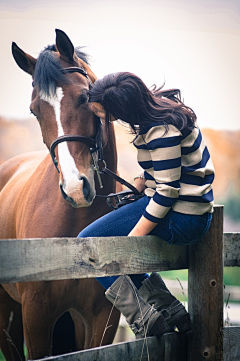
[78,72,214,339]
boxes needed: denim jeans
[77,196,212,289]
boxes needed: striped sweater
[133,122,214,223]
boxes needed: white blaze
[40,87,81,194]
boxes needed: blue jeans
[78,196,212,289]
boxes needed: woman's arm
[128,215,158,237]
[129,124,182,236]
[133,170,146,193]
[142,125,182,223]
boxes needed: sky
[0,0,240,130]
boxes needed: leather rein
[49,66,142,207]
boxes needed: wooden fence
[0,205,240,361]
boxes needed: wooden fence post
[188,205,224,361]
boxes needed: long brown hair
[89,72,196,135]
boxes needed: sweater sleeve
[142,125,182,222]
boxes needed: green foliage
[162,268,240,287]
[161,269,188,281]
[224,267,240,286]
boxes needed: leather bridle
[50,66,104,180]
[49,65,142,207]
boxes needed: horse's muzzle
[59,175,95,208]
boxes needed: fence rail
[33,333,188,361]
[0,233,239,284]
[0,205,240,361]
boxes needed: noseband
[49,65,142,204]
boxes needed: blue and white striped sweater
[133,122,214,222]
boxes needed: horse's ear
[55,29,75,62]
[12,42,36,75]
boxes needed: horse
[0,29,120,360]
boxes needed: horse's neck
[98,122,118,190]
[103,122,118,173]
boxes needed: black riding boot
[105,275,174,339]
[138,272,192,335]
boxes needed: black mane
[33,44,90,96]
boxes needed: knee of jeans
[77,228,92,238]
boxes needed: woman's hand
[133,171,146,193]
[128,216,158,237]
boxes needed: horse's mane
[33,44,90,96]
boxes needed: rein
[49,65,142,207]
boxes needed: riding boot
[138,272,192,334]
[105,275,173,339]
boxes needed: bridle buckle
[91,151,105,189]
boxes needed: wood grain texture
[0,205,239,361]
[223,326,240,361]
[224,233,240,267]
[0,236,188,283]
[0,232,239,284]
[33,333,187,361]
[188,205,224,361]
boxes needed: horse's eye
[30,109,38,119]
[77,93,88,106]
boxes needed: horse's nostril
[80,176,91,200]
[59,175,95,207]
[59,184,78,207]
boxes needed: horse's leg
[20,284,57,360]
[79,281,120,349]
[83,302,120,349]
[69,310,85,351]
[21,302,53,359]
[0,286,25,361]
[20,282,82,359]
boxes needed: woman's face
[90,102,117,122]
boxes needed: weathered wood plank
[0,231,239,284]
[188,205,224,361]
[0,236,187,283]
[223,326,240,361]
[33,333,187,361]
[224,233,240,267]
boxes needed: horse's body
[0,30,120,360]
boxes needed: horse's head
[12,29,107,208]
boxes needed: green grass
[0,346,27,361]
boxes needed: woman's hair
[88,72,196,135]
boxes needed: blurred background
[0,0,239,347]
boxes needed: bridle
[49,66,142,208]
[50,66,104,181]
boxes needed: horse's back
[0,151,48,239]
[0,151,47,191]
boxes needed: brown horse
[0,29,120,360]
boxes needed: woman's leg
[78,196,149,238]
[77,196,151,289]
[78,199,194,338]
[150,209,212,245]
[134,210,211,335]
